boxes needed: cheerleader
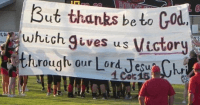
[0,43,9,95]
[7,51,19,97]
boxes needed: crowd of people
[1,32,200,105]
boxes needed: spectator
[138,65,175,105]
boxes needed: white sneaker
[2,93,7,96]
[182,100,186,104]
[25,86,29,92]
[21,93,26,96]
[46,92,50,96]
[37,79,41,84]
[125,95,132,100]
[8,94,13,97]
[19,86,22,92]
[93,97,97,100]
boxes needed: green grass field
[0,58,187,105]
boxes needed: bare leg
[8,77,14,95]
[5,75,9,94]
[22,76,28,94]
[2,74,6,94]
[12,77,16,95]
[183,83,188,102]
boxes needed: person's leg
[116,82,121,99]
[100,84,107,99]
[18,76,22,95]
[75,78,81,96]
[2,74,6,94]
[12,77,16,96]
[106,81,110,97]
[182,83,188,103]
[36,75,41,83]
[124,82,131,99]
[68,77,75,97]
[47,75,53,96]
[81,78,88,98]
[8,77,13,96]
[121,82,125,97]
[22,76,28,95]
[62,76,67,91]
[57,76,62,95]
[132,82,135,91]
[53,75,58,97]
[111,81,116,98]
[40,75,45,91]
[92,80,98,99]
[5,74,9,95]
[25,76,29,91]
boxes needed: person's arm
[169,95,174,105]
[192,39,200,46]
[188,93,194,105]
[187,70,194,78]
[138,96,145,105]
[138,82,147,105]
[183,57,189,65]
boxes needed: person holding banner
[138,65,175,105]
[188,62,200,105]
[0,43,9,95]
[7,49,19,97]
[182,50,197,104]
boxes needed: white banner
[19,0,192,84]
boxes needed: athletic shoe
[86,90,89,94]
[182,100,186,104]
[21,93,26,96]
[53,94,56,97]
[68,92,74,98]
[132,86,135,91]
[41,87,45,91]
[134,95,138,99]
[81,93,85,98]
[37,79,41,84]
[102,97,107,100]
[46,92,50,96]
[64,89,67,92]
[2,93,7,96]
[8,94,13,97]
[57,91,62,96]
[25,86,29,92]
[93,97,97,100]
[19,86,22,92]
[125,95,132,100]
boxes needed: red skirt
[1,68,8,75]
[12,71,17,77]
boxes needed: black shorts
[75,78,81,85]
[90,79,107,85]
[111,81,121,87]
[82,78,90,86]
[69,77,75,85]
[53,75,61,84]
[122,81,130,86]
[47,75,53,84]
[62,76,67,80]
